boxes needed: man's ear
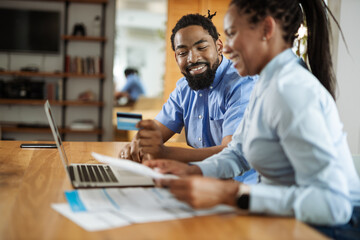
[216,38,223,55]
[263,16,276,40]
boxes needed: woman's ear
[263,16,276,41]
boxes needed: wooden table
[0,141,328,240]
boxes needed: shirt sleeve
[192,119,251,178]
[250,86,353,225]
[222,76,256,138]
[155,83,184,134]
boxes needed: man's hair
[170,10,219,51]
[124,68,138,77]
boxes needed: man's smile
[187,63,208,75]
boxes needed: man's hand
[159,176,241,209]
[119,138,143,162]
[137,120,166,159]
[118,119,175,163]
[144,159,202,177]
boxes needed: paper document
[52,187,236,231]
[52,203,130,232]
[91,152,178,179]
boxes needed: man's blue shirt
[156,56,257,148]
[156,56,258,184]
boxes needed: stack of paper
[52,152,235,231]
[52,187,235,231]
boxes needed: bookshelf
[61,0,107,141]
[0,0,108,141]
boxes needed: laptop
[44,100,155,188]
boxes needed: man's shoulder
[220,72,257,94]
[221,64,257,87]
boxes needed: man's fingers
[137,129,162,139]
[139,147,161,155]
[143,153,153,160]
[130,140,141,162]
[137,119,158,129]
[138,138,162,147]
[119,144,131,159]
[124,146,131,159]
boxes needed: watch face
[237,194,250,210]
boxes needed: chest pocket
[209,109,224,145]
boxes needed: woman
[145,0,360,238]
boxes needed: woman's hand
[144,159,202,177]
[159,176,240,208]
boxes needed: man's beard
[183,58,220,91]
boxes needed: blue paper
[65,190,87,212]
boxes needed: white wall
[336,0,360,154]
[113,7,166,98]
[0,0,115,141]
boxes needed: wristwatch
[236,193,250,210]
[236,185,250,210]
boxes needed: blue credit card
[117,112,142,130]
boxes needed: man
[120,12,257,182]
[115,68,145,105]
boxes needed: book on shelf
[65,55,102,75]
[70,119,95,131]
[44,80,63,101]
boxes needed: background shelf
[62,35,107,42]
[1,126,103,134]
[0,71,64,78]
[0,99,104,106]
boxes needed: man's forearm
[161,145,226,163]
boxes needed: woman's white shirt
[194,49,360,225]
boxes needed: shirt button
[198,115,202,119]
[199,93,203,97]
[198,137,202,142]
[209,86,213,89]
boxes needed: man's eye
[178,51,188,56]
[198,46,208,50]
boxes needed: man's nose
[187,50,199,64]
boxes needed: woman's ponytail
[299,0,336,100]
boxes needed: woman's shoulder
[268,61,327,113]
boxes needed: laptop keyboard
[71,165,118,183]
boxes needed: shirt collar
[260,48,296,81]
[211,55,230,90]
[256,48,297,94]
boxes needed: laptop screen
[44,100,70,169]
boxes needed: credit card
[117,112,142,130]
